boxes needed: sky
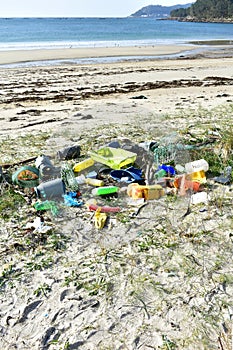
[0,1,192,17]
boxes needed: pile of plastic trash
[1,136,232,230]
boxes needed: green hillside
[170,0,233,21]
[130,4,192,18]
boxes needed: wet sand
[0,44,198,65]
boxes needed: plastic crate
[88,147,137,170]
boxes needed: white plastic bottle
[185,159,209,174]
[85,178,104,187]
[75,174,86,185]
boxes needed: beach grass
[0,103,232,349]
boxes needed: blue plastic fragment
[63,192,83,207]
[158,164,176,176]
[110,166,143,183]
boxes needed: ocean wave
[0,38,189,51]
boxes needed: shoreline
[1,54,232,137]
[0,44,198,65]
[0,40,232,67]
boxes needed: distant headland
[130,1,233,23]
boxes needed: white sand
[0,45,233,350]
[0,44,198,65]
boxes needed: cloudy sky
[0,1,192,17]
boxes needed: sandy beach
[1,43,233,139]
[0,44,233,349]
[0,44,200,65]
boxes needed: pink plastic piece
[88,204,121,213]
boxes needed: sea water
[0,17,232,65]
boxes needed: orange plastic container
[173,176,201,193]
[127,183,165,200]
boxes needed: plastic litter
[92,186,119,196]
[154,164,176,180]
[35,155,56,178]
[35,178,66,200]
[151,133,203,166]
[107,140,121,148]
[61,164,79,192]
[110,166,143,183]
[151,133,183,165]
[57,145,81,160]
[173,175,201,194]
[175,164,185,173]
[63,192,83,207]
[94,208,107,229]
[73,158,95,173]
[7,133,227,234]
[154,168,167,180]
[188,170,206,184]
[88,146,137,170]
[214,166,232,184]
[12,166,40,188]
[130,202,148,217]
[191,192,209,205]
[185,159,209,174]
[108,138,156,185]
[75,174,86,185]
[86,171,98,179]
[34,200,58,215]
[88,204,121,213]
[159,164,176,176]
[24,217,53,233]
[127,183,165,200]
[85,178,104,187]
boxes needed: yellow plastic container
[88,147,137,170]
[188,170,206,184]
[73,158,95,173]
[144,185,165,200]
[127,183,165,200]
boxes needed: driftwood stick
[1,156,38,169]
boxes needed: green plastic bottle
[154,169,167,180]
[91,186,119,196]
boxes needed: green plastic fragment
[34,200,58,216]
